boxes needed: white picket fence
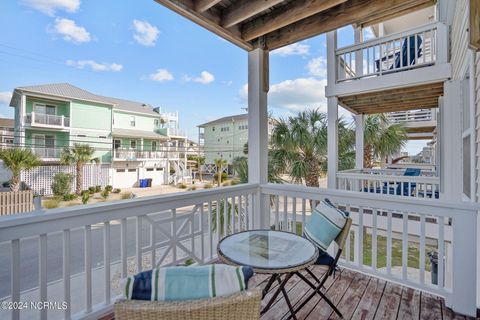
[0,190,34,215]
[21,164,112,196]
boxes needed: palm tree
[214,158,227,186]
[60,144,99,195]
[0,148,41,191]
[363,114,407,168]
[270,109,355,187]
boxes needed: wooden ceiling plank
[195,0,223,12]
[154,0,253,50]
[265,0,433,50]
[242,0,348,42]
[221,0,285,28]
[359,1,434,27]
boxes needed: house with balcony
[1,1,480,320]
[9,83,189,188]
[0,118,14,150]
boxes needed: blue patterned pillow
[304,199,348,252]
[122,264,253,301]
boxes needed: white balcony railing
[336,22,447,82]
[25,113,70,128]
[114,149,167,160]
[0,184,477,318]
[387,109,436,123]
[336,168,440,199]
[32,147,61,159]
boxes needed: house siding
[451,0,470,79]
[202,120,248,164]
[113,111,160,131]
[70,100,112,131]
[26,97,69,117]
[70,129,112,163]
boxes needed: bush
[51,173,73,199]
[204,183,213,189]
[100,189,110,200]
[222,181,231,187]
[62,193,77,201]
[112,188,121,194]
[43,199,60,209]
[81,192,90,204]
[88,186,95,194]
[188,186,197,191]
[213,172,228,182]
[230,179,240,186]
[95,185,102,193]
[105,185,113,192]
[178,183,188,189]
[120,192,132,199]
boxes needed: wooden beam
[154,0,253,50]
[358,0,434,27]
[265,0,433,50]
[242,0,347,42]
[195,0,222,12]
[221,0,284,28]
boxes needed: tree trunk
[10,173,20,192]
[217,167,222,187]
[364,144,373,168]
[76,163,83,195]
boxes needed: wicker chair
[114,288,262,320]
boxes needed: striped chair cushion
[304,199,348,252]
[122,264,253,301]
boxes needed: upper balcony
[387,109,437,140]
[326,22,450,102]
[25,113,70,131]
[113,148,167,161]
[157,127,186,138]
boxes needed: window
[116,169,125,173]
[238,124,248,130]
[152,141,157,151]
[99,135,107,139]
[221,126,230,132]
[77,134,86,137]
[212,126,215,131]
[4,138,13,146]
[34,103,56,115]
[146,168,154,172]
[154,119,160,128]
[114,139,121,150]
[130,140,136,149]
[130,116,136,127]
[128,168,136,172]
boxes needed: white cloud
[0,92,13,105]
[306,56,327,77]
[240,77,328,112]
[271,43,310,57]
[132,20,159,47]
[364,27,375,41]
[66,60,123,72]
[51,18,91,44]
[184,71,215,84]
[20,0,80,16]
[149,69,174,82]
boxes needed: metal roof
[198,113,248,127]
[112,128,168,140]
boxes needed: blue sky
[0,0,427,154]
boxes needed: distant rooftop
[198,114,248,127]
[12,83,161,117]
[0,118,14,128]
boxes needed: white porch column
[355,114,364,169]
[248,48,269,229]
[18,94,26,148]
[327,98,338,189]
[354,27,363,77]
[440,81,462,201]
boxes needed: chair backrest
[397,35,423,68]
[334,217,352,250]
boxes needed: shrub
[120,192,132,199]
[213,172,228,183]
[204,183,213,189]
[112,188,121,193]
[100,189,110,200]
[81,192,90,204]
[222,181,231,187]
[43,199,59,209]
[188,186,197,191]
[105,185,113,192]
[51,173,73,199]
[230,179,240,186]
[95,185,102,193]
[62,193,77,201]
[88,186,95,194]
[178,183,188,189]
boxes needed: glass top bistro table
[218,230,318,320]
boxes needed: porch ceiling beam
[242,0,348,42]
[341,94,443,106]
[264,0,434,50]
[358,0,435,27]
[221,0,284,28]
[194,0,222,12]
[153,0,253,50]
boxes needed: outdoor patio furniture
[217,229,319,320]
[364,168,421,196]
[114,289,262,320]
[290,216,353,319]
[375,35,423,72]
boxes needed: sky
[0,0,427,154]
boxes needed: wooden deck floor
[254,266,471,320]
[100,266,473,320]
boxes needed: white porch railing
[336,22,446,82]
[113,149,167,160]
[25,113,70,128]
[32,147,61,159]
[0,183,477,318]
[336,169,440,199]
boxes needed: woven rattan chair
[290,217,353,319]
[114,288,262,320]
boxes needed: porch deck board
[100,267,470,320]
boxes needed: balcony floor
[100,265,470,320]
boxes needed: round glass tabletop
[218,230,318,272]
